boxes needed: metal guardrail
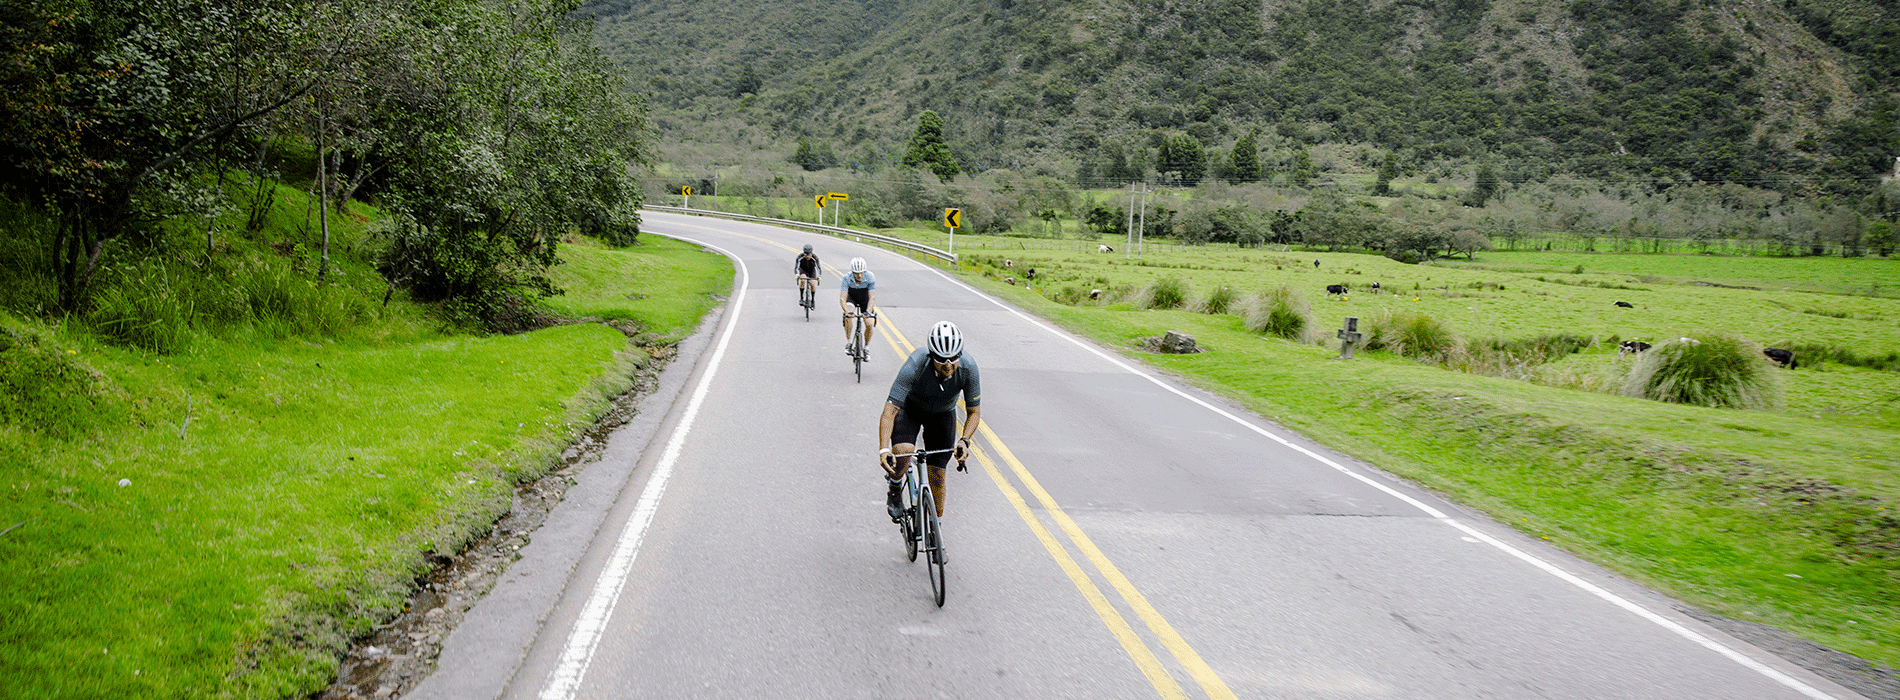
[645,206,958,264]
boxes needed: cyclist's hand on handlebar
[879,448,897,476]
[953,437,971,466]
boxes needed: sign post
[943,208,962,259]
[815,194,827,224]
[682,185,691,209]
[827,192,849,227]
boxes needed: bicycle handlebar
[907,446,969,471]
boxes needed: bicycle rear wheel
[920,486,945,607]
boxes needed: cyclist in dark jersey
[840,256,877,357]
[793,245,820,303]
[879,321,981,534]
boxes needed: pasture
[884,229,1900,666]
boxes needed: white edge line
[914,264,1840,700]
[537,235,748,700]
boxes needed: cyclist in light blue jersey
[840,256,878,358]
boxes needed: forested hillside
[586,0,1897,199]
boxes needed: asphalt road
[408,212,1869,700]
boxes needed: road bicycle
[895,446,962,607]
[845,311,875,382]
[797,276,817,320]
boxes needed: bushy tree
[1228,130,1261,183]
[902,110,961,183]
[790,137,838,171]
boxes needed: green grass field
[865,229,1900,666]
[0,227,732,698]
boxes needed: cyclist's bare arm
[878,401,902,476]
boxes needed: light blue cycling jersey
[841,271,876,291]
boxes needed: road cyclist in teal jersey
[840,257,878,359]
[879,321,982,560]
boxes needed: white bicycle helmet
[849,257,868,273]
[926,321,963,360]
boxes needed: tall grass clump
[1364,310,1460,362]
[1133,276,1191,310]
[1241,286,1313,341]
[1195,285,1240,315]
[1787,342,1900,372]
[1452,333,1596,378]
[1621,333,1782,409]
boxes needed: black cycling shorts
[846,286,871,311]
[891,409,956,469]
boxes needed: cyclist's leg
[887,412,925,520]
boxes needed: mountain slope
[586,0,1898,193]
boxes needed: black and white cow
[1763,348,1798,368]
[1326,284,1350,296]
[1619,340,1652,354]
[1614,300,1635,308]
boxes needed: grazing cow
[1370,281,1381,293]
[1088,289,1102,300]
[1619,340,1652,354]
[1099,244,1114,253]
[1614,300,1635,308]
[1764,348,1798,368]
[1003,259,1013,268]
[1326,284,1349,296]
[1313,259,1321,268]
[1025,268,1037,281]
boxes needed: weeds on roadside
[1241,286,1313,342]
[1134,276,1191,310]
[1365,310,1460,362]
[1195,285,1239,315]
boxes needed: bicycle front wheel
[902,472,919,562]
[921,487,945,607]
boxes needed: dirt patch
[316,341,676,700]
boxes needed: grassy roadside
[863,228,1900,668]
[0,227,732,698]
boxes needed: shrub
[1621,334,1781,409]
[1454,333,1595,378]
[1365,310,1459,362]
[1195,285,1239,315]
[1135,276,1191,310]
[1242,286,1312,341]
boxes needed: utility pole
[1136,182,1148,261]
[1125,183,1136,259]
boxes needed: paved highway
[410,211,1866,700]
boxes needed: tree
[1372,152,1398,196]
[0,0,343,312]
[1227,130,1260,183]
[1867,220,1896,257]
[790,136,837,171]
[1464,163,1500,207]
[1157,133,1205,186]
[902,110,960,183]
[1290,148,1317,188]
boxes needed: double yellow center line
[709,225,1235,699]
[880,322,1237,700]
